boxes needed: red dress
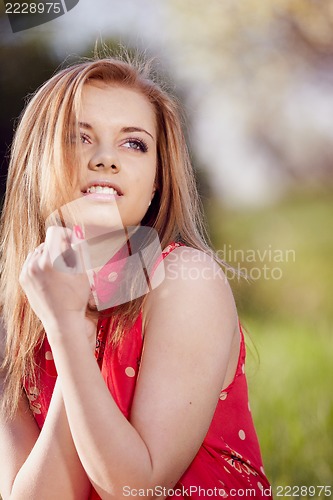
[24,242,272,499]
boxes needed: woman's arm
[0,323,91,499]
[21,232,238,498]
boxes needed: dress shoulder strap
[162,241,184,257]
[150,241,184,277]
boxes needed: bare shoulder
[132,247,239,485]
[142,245,239,375]
[165,245,233,287]
[144,245,237,333]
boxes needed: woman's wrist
[44,314,97,355]
[43,313,87,345]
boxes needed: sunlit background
[1,0,332,493]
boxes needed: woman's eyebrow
[79,121,92,129]
[121,126,155,141]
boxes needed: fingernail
[73,225,85,240]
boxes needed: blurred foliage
[0,40,57,202]
[206,191,333,488]
[206,189,333,323]
[169,0,333,194]
[169,0,333,71]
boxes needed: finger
[19,249,41,286]
[44,226,80,273]
[21,251,34,274]
[34,241,52,271]
[62,245,77,269]
[46,225,73,246]
[33,242,46,256]
[20,242,51,285]
[70,226,92,273]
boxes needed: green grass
[245,316,333,489]
[206,189,333,494]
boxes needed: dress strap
[162,241,184,255]
[150,241,184,276]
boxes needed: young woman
[0,56,272,499]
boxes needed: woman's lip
[82,192,122,201]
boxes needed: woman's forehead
[80,83,157,131]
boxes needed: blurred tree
[0,40,58,202]
[169,0,333,191]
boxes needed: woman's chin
[75,202,125,237]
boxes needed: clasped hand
[19,226,92,334]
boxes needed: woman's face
[73,82,157,233]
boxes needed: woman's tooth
[87,185,118,194]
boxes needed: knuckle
[27,259,40,276]
[18,272,26,286]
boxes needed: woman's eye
[80,133,90,144]
[123,139,148,152]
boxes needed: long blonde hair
[0,54,221,416]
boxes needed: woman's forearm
[6,380,91,500]
[47,319,154,498]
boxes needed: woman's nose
[88,146,121,172]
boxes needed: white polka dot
[238,429,246,440]
[242,364,245,374]
[257,482,264,491]
[45,351,53,360]
[223,466,231,474]
[260,466,265,475]
[219,391,228,400]
[248,402,251,412]
[125,366,136,377]
[108,272,118,282]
